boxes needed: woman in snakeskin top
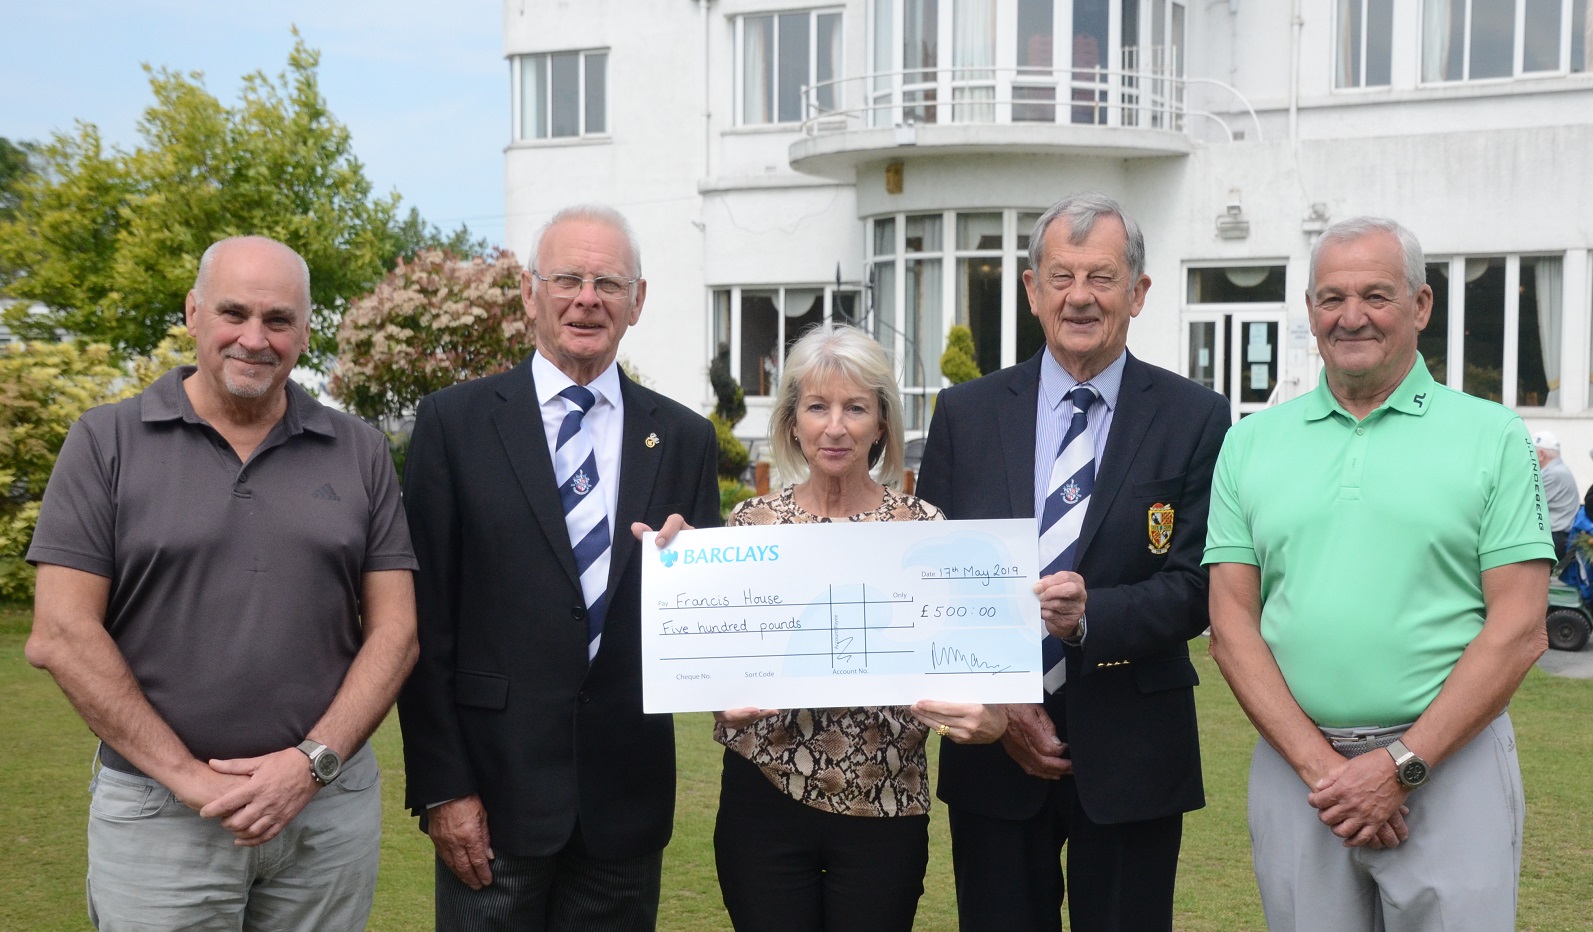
[712,326,1007,931]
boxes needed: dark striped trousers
[434,840,663,932]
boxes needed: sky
[2,0,508,247]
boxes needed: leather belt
[97,743,148,778]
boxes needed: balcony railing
[802,58,1186,134]
[799,50,1262,144]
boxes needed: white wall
[503,0,1593,487]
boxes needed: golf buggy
[1549,510,1593,652]
[1547,579,1591,652]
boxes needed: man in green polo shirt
[1204,216,1552,931]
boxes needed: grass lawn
[3,604,1589,930]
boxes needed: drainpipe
[700,0,714,413]
[1289,0,1302,141]
[702,0,713,180]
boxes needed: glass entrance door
[1229,309,1282,419]
[1183,308,1287,421]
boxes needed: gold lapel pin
[645,432,660,448]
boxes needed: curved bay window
[867,209,1048,433]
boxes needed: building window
[866,0,1186,127]
[1422,0,1591,83]
[956,213,1004,375]
[740,10,843,125]
[902,214,945,429]
[515,50,608,140]
[1337,0,1395,87]
[1424,254,1564,407]
[711,286,862,397]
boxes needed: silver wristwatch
[1386,738,1429,789]
[296,739,343,787]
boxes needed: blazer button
[572,606,586,621]
[577,691,590,703]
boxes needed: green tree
[940,324,981,385]
[707,344,750,480]
[707,344,754,515]
[389,206,490,261]
[0,137,37,221]
[329,248,532,423]
[0,137,40,287]
[0,35,407,370]
[0,126,128,326]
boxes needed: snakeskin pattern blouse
[714,485,945,817]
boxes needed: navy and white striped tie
[1038,385,1098,693]
[556,385,611,662]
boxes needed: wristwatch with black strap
[1385,738,1429,789]
[296,739,343,787]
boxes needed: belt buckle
[1330,732,1386,757]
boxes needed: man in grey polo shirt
[25,235,419,930]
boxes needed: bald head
[184,236,313,409]
[194,236,311,308]
[531,204,642,279]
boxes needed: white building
[503,0,1593,486]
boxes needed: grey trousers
[1248,714,1523,932]
[86,743,381,931]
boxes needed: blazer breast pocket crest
[1147,502,1174,555]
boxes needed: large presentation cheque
[640,518,1041,713]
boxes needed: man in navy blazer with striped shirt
[399,205,720,931]
[916,193,1230,932]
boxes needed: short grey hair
[1027,193,1147,280]
[193,236,311,304]
[1308,216,1426,296]
[768,325,906,489]
[531,203,643,278]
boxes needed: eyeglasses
[531,271,638,299]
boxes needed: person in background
[713,325,1007,932]
[1532,430,1577,557]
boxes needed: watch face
[1400,759,1429,787]
[313,751,341,783]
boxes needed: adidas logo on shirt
[311,484,341,502]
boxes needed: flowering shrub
[0,327,194,603]
[330,248,532,422]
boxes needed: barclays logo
[660,544,781,567]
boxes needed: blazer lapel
[609,372,662,593]
[493,358,583,590]
[1078,353,1154,557]
[1002,353,1044,520]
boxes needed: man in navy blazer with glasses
[917,193,1230,932]
[399,204,720,931]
